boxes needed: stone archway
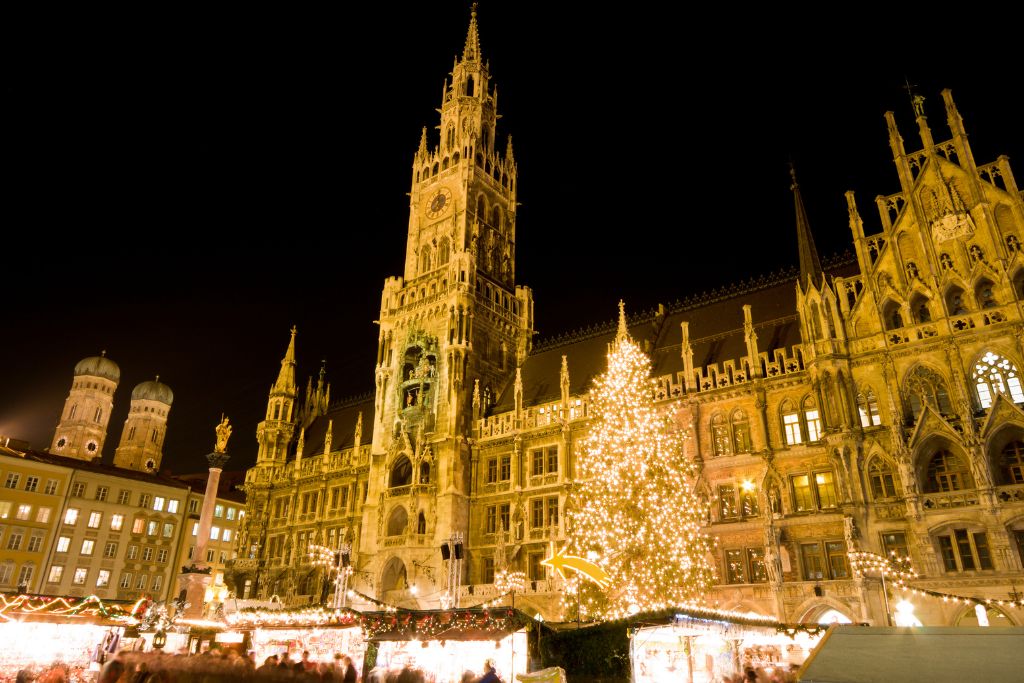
[380,556,407,594]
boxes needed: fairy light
[565,304,716,621]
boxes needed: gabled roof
[302,395,375,457]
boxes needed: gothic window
[422,166,430,180]
[975,279,997,309]
[445,125,455,150]
[968,245,985,264]
[492,206,503,233]
[945,285,967,315]
[416,511,426,535]
[809,302,823,339]
[925,450,972,492]
[1000,441,1024,484]
[69,404,77,420]
[476,195,486,220]
[867,458,898,499]
[481,127,489,151]
[858,390,882,427]
[453,152,460,165]
[905,366,954,417]
[939,253,954,271]
[390,456,412,488]
[386,506,408,537]
[711,414,731,456]
[419,461,431,485]
[973,351,1024,408]
[908,292,930,323]
[437,237,450,266]
[882,299,903,330]
[273,403,280,420]
[732,409,752,453]
[466,75,475,97]
[420,245,432,274]
[441,157,449,171]
[824,300,837,338]
[1014,270,1024,300]
[803,396,823,442]
[94,407,102,423]
[432,162,439,176]
[936,528,993,572]
[782,400,802,446]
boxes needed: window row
[0,561,36,587]
[2,475,60,495]
[2,528,46,552]
[0,502,53,523]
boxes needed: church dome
[74,354,121,383]
[132,378,174,406]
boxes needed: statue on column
[215,415,232,453]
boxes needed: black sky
[4,4,1021,473]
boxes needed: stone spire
[274,326,298,394]
[463,2,482,63]
[790,165,823,288]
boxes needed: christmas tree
[566,302,716,619]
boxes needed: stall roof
[798,626,1024,683]
[361,607,530,642]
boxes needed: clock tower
[361,4,534,600]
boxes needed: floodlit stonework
[235,8,1024,625]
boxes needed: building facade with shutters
[234,7,1024,625]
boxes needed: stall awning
[799,626,1024,683]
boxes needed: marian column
[179,417,232,620]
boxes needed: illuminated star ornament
[564,302,716,620]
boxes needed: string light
[565,304,716,620]
[0,593,139,623]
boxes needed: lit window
[0,502,9,519]
[119,573,132,589]
[96,570,111,587]
[210,526,221,541]
[226,507,236,520]
[973,351,1024,409]
[222,529,233,542]
[858,391,882,427]
[36,507,51,524]
[132,518,145,534]
[803,397,823,442]
[147,521,158,536]
[153,497,165,512]
[712,414,732,456]
[110,514,124,531]
[167,500,179,514]
[47,566,64,583]
[56,536,71,553]
[73,568,88,585]
[192,522,199,537]
[87,511,102,528]
[81,540,95,556]
[162,523,173,538]
[214,505,224,518]
[16,505,31,521]
[64,508,79,525]
[104,542,118,558]
[783,407,802,445]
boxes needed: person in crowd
[477,658,501,683]
[341,655,357,683]
[258,654,280,674]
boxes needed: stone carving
[214,415,232,454]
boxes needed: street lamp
[310,541,352,610]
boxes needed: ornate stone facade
[236,8,1024,625]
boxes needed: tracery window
[925,450,971,492]
[867,458,898,499]
[905,366,954,417]
[973,351,1024,408]
[1001,441,1024,484]
[857,390,882,427]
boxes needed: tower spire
[274,326,298,393]
[790,164,823,288]
[463,2,482,63]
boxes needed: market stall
[227,606,366,668]
[363,607,530,683]
[0,593,140,681]
[629,609,824,683]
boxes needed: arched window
[481,127,490,151]
[390,456,412,488]
[803,396,823,442]
[858,390,882,427]
[420,245,432,274]
[732,409,752,453]
[925,450,972,492]
[882,300,903,330]
[432,162,439,176]
[419,461,431,485]
[422,166,430,180]
[416,511,426,535]
[781,399,801,446]
[1013,269,1024,300]
[68,404,77,420]
[437,237,450,266]
[945,284,967,315]
[441,157,449,171]
[128,426,136,441]
[975,279,998,309]
[386,507,408,537]
[711,414,731,456]
[809,302,823,339]
[476,195,486,221]
[492,206,503,232]
[905,366,954,417]
[867,458,898,499]
[445,125,455,150]
[453,152,460,165]
[973,351,1024,408]
[909,292,931,323]
[273,403,281,420]
[824,300,838,338]
[94,407,102,423]
[466,75,475,97]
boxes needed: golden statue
[214,415,232,453]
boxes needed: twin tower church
[50,6,1024,625]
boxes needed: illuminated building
[235,6,1024,625]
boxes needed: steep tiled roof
[302,394,375,457]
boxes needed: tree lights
[565,303,716,620]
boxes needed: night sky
[4,4,1021,473]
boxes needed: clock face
[426,188,452,219]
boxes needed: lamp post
[310,541,352,610]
